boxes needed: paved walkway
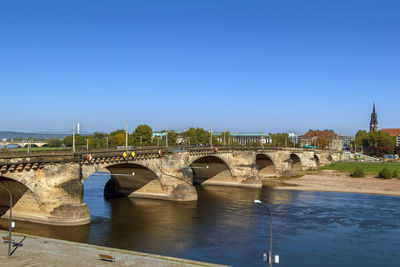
[0,230,228,267]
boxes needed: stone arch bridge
[1,141,48,148]
[0,147,341,226]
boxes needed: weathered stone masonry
[0,148,341,226]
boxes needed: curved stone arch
[290,153,303,171]
[256,153,276,176]
[0,175,44,214]
[82,161,165,199]
[314,154,321,167]
[24,144,39,148]
[80,160,162,183]
[105,162,161,178]
[188,154,234,177]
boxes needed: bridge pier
[188,150,262,188]
[1,162,90,226]
[82,152,198,202]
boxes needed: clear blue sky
[1,0,399,135]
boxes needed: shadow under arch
[256,154,275,177]
[189,156,233,185]
[103,163,161,199]
[0,176,44,223]
[314,155,320,167]
[290,154,302,171]
[24,144,38,148]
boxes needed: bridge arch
[256,154,275,176]
[83,162,163,199]
[0,176,45,221]
[24,144,38,148]
[314,154,321,167]
[290,153,302,171]
[189,155,233,185]
[5,144,21,149]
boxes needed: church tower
[370,102,378,132]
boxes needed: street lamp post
[125,120,129,152]
[0,185,12,257]
[254,199,279,266]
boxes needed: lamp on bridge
[254,199,279,266]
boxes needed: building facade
[300,130,343,151]
[341,136,354,150]
[213,132,271,146]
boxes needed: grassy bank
[320,162,400,175]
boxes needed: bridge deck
[0,146,333,167]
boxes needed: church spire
[370,102,378,132]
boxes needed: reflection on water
[1,174,400,267]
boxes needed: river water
[3,174,400,266]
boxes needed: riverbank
[264,170,400,196]
[0,230,228,267]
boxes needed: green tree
[167,131,178,145]
[47,138,63,147]
[354,130,368,148]
[183,128,198,144]
[354,130,396,153]
[87,132,108,148]
[109,133,125,146]
[130,124,153,146]
[182,127,215,145]
[62,134,86,147]
[270,133,292,147]
[110,129,125,136]
[108,129,126,146]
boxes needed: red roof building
[381,129,400,146]
[381,128,400,137]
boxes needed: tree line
[354,130,400,157]
[46,125,295,149]
[47,125,221,148]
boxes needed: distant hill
[0,131,69,140]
